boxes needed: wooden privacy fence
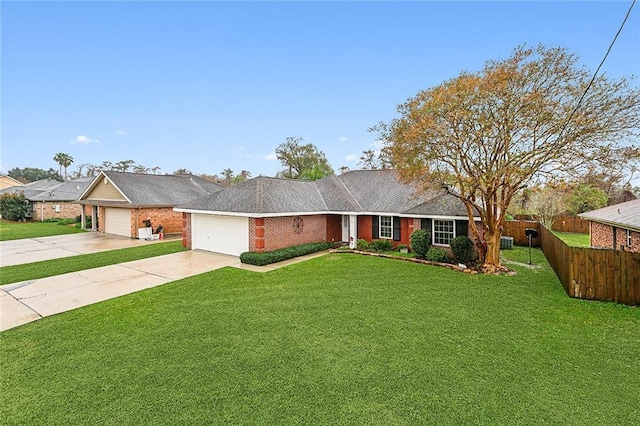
[538,225,640,306]
[511,214,589,234]
[503,221,541,247]
[552,214,589,234]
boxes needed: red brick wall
[182,212,192,248]
[591,221,640,253]
[358,216,373,241]
[590,222,614,249]
[249,215,328,252]
[356,216,414,247]
[326,215,342,243]
[133,207,183,237]
[32,201,82,221]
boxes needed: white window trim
[432,219,455,246]
[627,229,632,247]
[379,216,393,239]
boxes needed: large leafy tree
[275,137,334,180]
[376,45,639,272]
[8,167,62,183]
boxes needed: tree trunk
[482,227,505,274]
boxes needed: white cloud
[70,135,100,144]
[339,136,348,142]
[265,152,278,161]
[115,130,127,135]
[344,154,358,162]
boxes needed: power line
[557,0,636,142]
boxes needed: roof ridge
[256,176,264,213]
[328,175,362,211]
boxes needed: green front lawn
[2,247,638,424]
[0,219,86,240]
[0,241,187,285]
[552,231,590,247]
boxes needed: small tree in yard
[526,186,571,229]
[0,193,30,221]
[410,229,431,259]
[376,45,640,273]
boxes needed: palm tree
[60,154,74,179]
[53,153,65,177]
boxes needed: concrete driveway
[1,250,240,331]
[1,232,154,267]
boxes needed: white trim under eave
[173,207,481,222]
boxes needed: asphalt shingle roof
[0,178,93,202]
[178,170,473,217]
[579,199,640,232]
[92,171,223,206]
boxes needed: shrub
[240,241,334,266]
[395,244,408,252]
[356,239,370,251]
[410,229,431,259]
[426,247,450,263]
[370,239,394,252]
[56,218,77,226]
[0,193,29,221]
[450,235,474,264]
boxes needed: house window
[434,220,455,245]
[379,216,392,239]
[628,229,633,247]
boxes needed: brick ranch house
[0,178,93,221]
[77,171,223,238]
[175,169,481,257]
[579,198,640,253]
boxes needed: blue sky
[2,1,639,178]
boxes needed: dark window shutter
[421,218,432,235]
[455,220,468,238]
[372,215,379,239]
[393,217,401,241]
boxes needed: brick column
[255,218,265,251]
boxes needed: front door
[342,215,350,242]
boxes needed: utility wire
[557,0,636,142]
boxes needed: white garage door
[192,214,248,256]
[105,208,132,237]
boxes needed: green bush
[0,193,30,221]
[240,241,334,266]
[410,229,431,259]
[370,239,394,252]
[56,218,77,226]
[426,247,450,263]
[356,239,370,251]
[450,235,474,264]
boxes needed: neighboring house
[77,171,223,238]
[0,175,23,190]
[175,170,481,256]
[579,199,640,253]
[0,178,92,221]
